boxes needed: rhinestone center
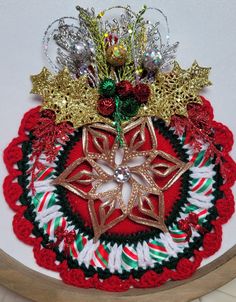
[114,166,131,183]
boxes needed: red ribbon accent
[47,226,76,256]
[178,213,208,241]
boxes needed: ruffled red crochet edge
[3,98,236,292]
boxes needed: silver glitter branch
[43,16,97,85]
[42,5,179,85]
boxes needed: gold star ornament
[52,117,192,242]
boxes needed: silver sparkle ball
[114,166,131,183]
[143,49,162,72]
[70,41,91,64]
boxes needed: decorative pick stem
[114,95,124,146]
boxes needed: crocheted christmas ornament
[3,5,236,292]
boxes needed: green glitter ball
[120,98,140,118]
[99,78,116,97]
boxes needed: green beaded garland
[121,98,140,118]
[99,78,116,97]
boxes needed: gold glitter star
[52,118,192,242]
[31,67,52,94]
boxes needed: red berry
[116,80,133,98]
[133,83,151,103]
[97,98,115,116]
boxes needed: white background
[0,0,235,278]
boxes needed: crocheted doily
[4,97,236,291]
[3,5,236,292]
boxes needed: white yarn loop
[78,239,100,268]
[189,192,213,202]
[108,243,118,273]
[188,198,212,209]
[190,165,216,179]
[159,233,181,256]
[137,242,154,268]
[114,245,123,273]
[32,180,55,193]
[36,205,63,227]
[137,242,146,268]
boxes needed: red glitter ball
[133,83,151,103]
[116,80,133,98]
[97,98,115,116]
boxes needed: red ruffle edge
[3,99,236,291]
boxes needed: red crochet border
[3,98,236,292]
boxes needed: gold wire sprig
[31,67,112,128]
[118,6,148,82]
[137,61,211,124]
[77,7,109,80]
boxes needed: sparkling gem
[70,41,91,64]
[97,11,105,19]
[114,166,131,183]
[143,49,162,72]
